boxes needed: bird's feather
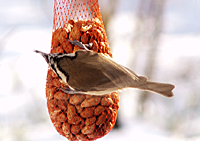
[57,50,141,93]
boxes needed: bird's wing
[73,50,140,89]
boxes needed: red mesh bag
[46,0,119,140]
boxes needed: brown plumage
[35,39,175,97]
[51,50,174,97]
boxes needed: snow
[0,0,200,140]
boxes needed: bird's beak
[34,50,49,63]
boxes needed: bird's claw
[68,39,93,51]
[60,86,82,94]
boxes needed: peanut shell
[69,22,82,41]
[94,105,105,116]
[68,116,83,125]
[67,104,76,120]
[81,123,96,134]
[101,97,113,106]
[85,117,96,126]
[80,107,94,118]
[54,91,70,100]
[69,94,85,105]
[57,113,67,122]
[62,122,71,135]
[96,113,106,125]
[75,105,83,113]
[81,97,101,107]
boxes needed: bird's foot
[60,86,83,94]
[68,39,93,51]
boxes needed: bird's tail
[131,76,175,97]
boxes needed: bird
[35,39,175,97]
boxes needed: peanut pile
[46,18,119,141]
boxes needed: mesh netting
[46,0,119,140]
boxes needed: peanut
[50,46,64,53]
[101,97,113,106]
[51,78,61,87]
[80,107,94,118]
[85,117,96,126]
[46,87,56,100]
[57,100,68,110]
[71,124,82,134]
[54,91,70,100]
[96,113,106,125]
[81,97,101,107]
[75,105,83,113]
[62,122,71,135]
[68,116,82,125]
[94,105,105,116]
[50,108,61,121]
[81,123,96,134]
[48,99,57,107]
[81,32,89,44]
[69,94,85,105]
[76,134,86,140]
[90,39,99,52]
[57,112,67,122]
[62,40,73,53]
[67,104,76,120]
[69,22,82,41]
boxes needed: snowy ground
[1,0,200,141]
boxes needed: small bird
[35,39,175,97]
